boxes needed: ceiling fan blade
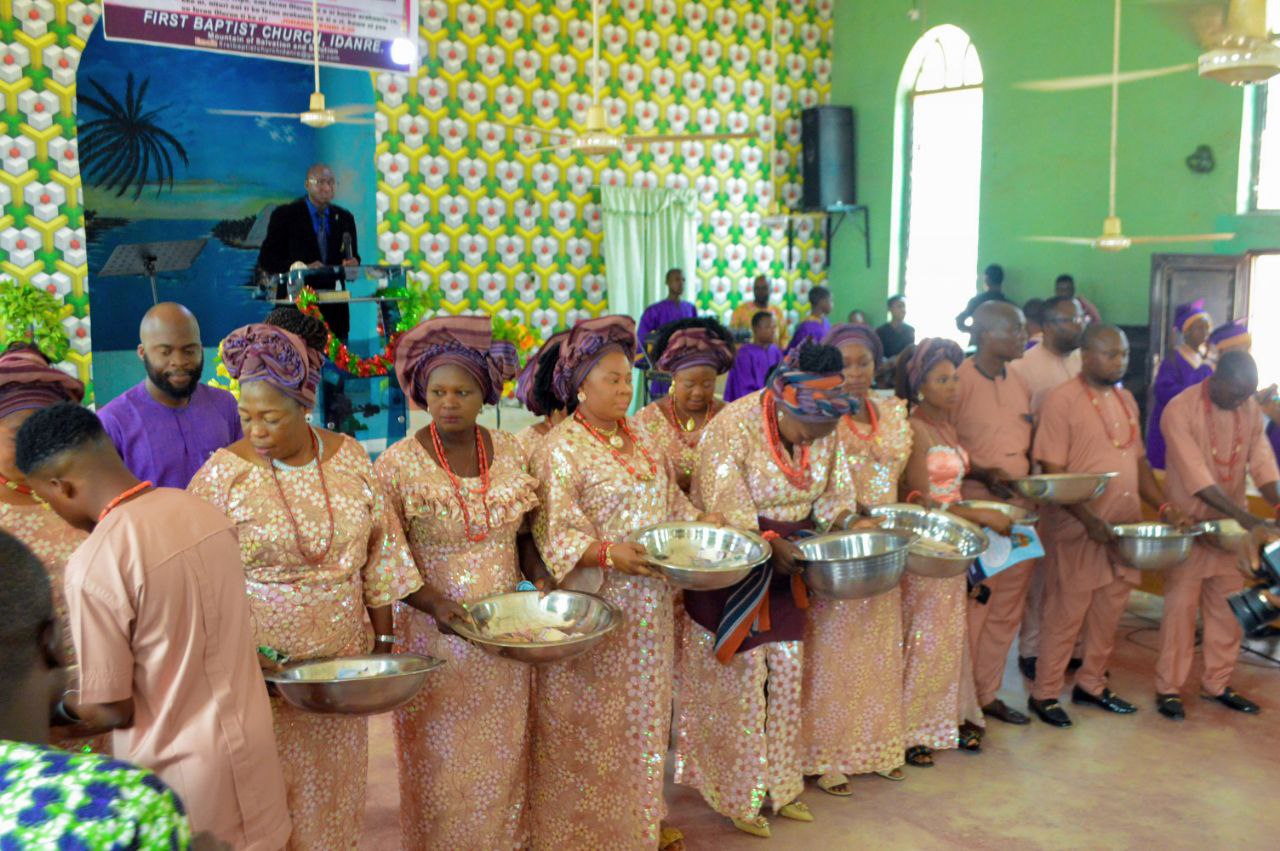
[328,103,376,116]
[334,117,377,125]
[524,144,574,155]
[624,132,757,144]
[1023,236,1102,245]
[1015,63,1195,92]
[1126,232,1237,244]
[206,108,303,119]
[1138,0,1228,50]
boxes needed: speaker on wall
[800,105,856,212]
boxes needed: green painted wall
[828,0,1279,327]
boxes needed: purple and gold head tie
[1209,319,1251,353]
[516,330,568,415]
[1173,298,1211,333]
[656,327,734,376]
[222,324,322,408]
[906,338,964,397]
[822,322,884,367]
[766,347,859,423]
[0,348,84,420]
[552,315,637,403]
[395,315,521,408]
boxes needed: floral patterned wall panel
[372,0,833,340]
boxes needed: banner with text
[102,0,419,73]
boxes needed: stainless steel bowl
[265,653,442,716]
[795,529,914,599]
[870,504,988,579]
[953,499,1039,526]
[1111,522,1201,571]
[1196,519,1250,553]
[630,522,769,590]
[1011,472,1118,505]
[452,591,622,664]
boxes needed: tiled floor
[359,595,1280,850]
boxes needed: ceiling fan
[508,0,756,156]
[206,0,374,128]
[1025,0,1236,251]
[1017,0,1280,92]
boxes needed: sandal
[731,817,771,838]
[658,827,685,850]
[778,801,814,822]
[816,772,853,797]
[958,721,983,752]
[905,745,934,767]
[874,767,906,781]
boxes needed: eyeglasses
[308,177,336,186]
[1045,315,1083,325]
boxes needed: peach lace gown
[799,397,910,778]
[677,392,859,821]
[189,436,421,851]
[901,426,972,751]
[633,397,719,494]
[374,430,536,850]
[529,415,697,849]
[0,502,108,754]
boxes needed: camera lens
[1227,584,1280,638]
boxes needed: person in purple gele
[97,302,242,489]
[1145,299,1213,470]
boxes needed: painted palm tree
[78,73,189,201]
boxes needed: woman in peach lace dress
[0,344,104,754]
[899,339,1014,761]
[513,330,568,465]
[799,324,910,795]
[374,316,533,850]
[189,311,421,850]
[529,316,703,851]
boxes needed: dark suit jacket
[257,197,360,275]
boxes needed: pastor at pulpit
[257,162,360,340]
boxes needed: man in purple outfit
[97,302,242,489]
[724,310,783,401]
[636,267,697,398]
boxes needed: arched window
[893,26,983,342]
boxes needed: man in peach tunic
[15,403,291,851]
[1155,350,1280,720]
[953,301,1035,727]
[1027,326,1184,727]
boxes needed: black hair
[529,340,565,417]
[1043,295,1077,315]
[1055,273,1075,285]
[796,341,843,375]
[1215,349,1258,384]
[751,310,774,329]
[15,402,106,476]
[665,268,683,283]
[264,306,329,353]
[985,264,1004,286]
[887,294,905,308]
[648,316,735,367]
[0,529,53,703]
[2,341,51,363]
[1023,298,1046,325]
[808,286,831,308]
[893,343,918,402]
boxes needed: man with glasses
[257,163,361,341]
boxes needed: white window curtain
[599,186,698,320]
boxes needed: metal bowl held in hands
[870,504,988,579]
[795,529,914,599]
[1012,473,1118,505]
[630,522,770,590]
[953,500,1039,526]
[1111,522,1201,571]
[1196,519,1250,553]
[451,590,622,664]
[265,653,442,716]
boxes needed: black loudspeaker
[800,106,856,211]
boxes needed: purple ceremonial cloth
[784,318,831,354]
[724,342,783,402]
[1269,420,1280,467]
[98,383,243,489]
[1145,349,1213,469]
[636,299,697,397]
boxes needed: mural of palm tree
[78,72,189,201]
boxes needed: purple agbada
[98,383,242,489]
[784,317,831,354]
[1145,349,1213,469]
[723,342,782,402]
[636,299,697,398]
[1270,420,1280,468]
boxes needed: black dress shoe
[1017,656,1037,680]
[1202,687,1260,714]
[1027,697,1073,727]
[1066,657,1083,673]
[1156,693,1185,721]
[982,698,1031,725]
[1072,686,1137,714]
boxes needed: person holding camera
[1155,350,1280,721]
